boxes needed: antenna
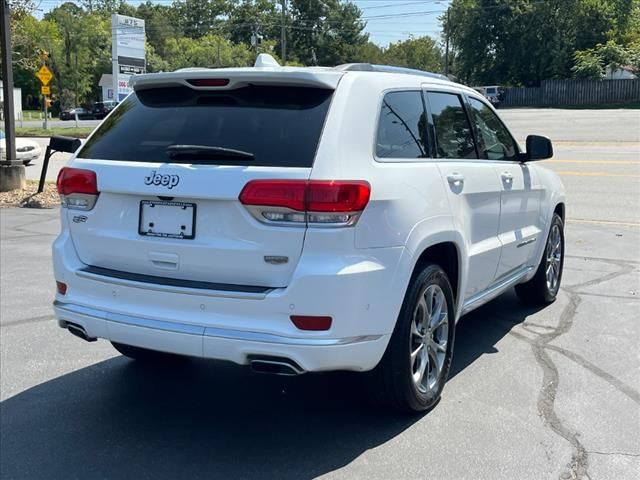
[254,54,280,68]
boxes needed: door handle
[446,172,464,184]
[501,171,514,182]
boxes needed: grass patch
[15,126,94,138]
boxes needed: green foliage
[383,36,443,72]
[444,0,640,86]
[572,50,605,79]
[573,40,640,79]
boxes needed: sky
[353,0,450,46]
[34,0,451,47]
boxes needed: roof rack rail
[334,63,449,81]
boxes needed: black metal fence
[502,79,640,107]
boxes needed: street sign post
[36,65,52,85]
[35,65,52,129]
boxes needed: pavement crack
[1,314,55,328]
[514,257,635,480]
[587,450,640,458]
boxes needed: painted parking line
[568,218,640,227]
[555,171,640,178]
[544,160,640,165]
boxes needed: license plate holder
[138,200,196,239]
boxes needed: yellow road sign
[41,85,50,95]
[36,65,53,85]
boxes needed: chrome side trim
[462,266,534,315]
[75,269,272,300]
[517,237,537,248]
[53,301,382,346]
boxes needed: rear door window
[376,91,428,159]
[426,92,477,159]
[78,85,333,167]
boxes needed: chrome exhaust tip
[64,321,97,342]
[248,356,305,376]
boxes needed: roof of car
[130,54,476,95]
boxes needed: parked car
[60,107,93,121]
[0,129,42,165]
[52,55,565,412]
[473,85,505,108]
[92,100,118,120]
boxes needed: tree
[289,0,368,66]
[443,0,640,86]
[172,0,230,39]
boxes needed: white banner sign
[112,14,146,101]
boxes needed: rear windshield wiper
[166,144,255,162]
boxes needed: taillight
[239,180,370,227]
[56,167,99,210]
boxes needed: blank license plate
[138,200,196,239]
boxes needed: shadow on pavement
[0,289,543,479]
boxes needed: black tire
[22,160,31,166]
[371,263,456,413]
[111,342,182,362]
[515,213,565,305]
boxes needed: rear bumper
[53,227,406,372]
[54,301,390,372]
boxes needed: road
[21,108,640,225]
[2,109,639,480]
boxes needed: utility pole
[1,0,16,164]
[444,8,450,77]
[280,0,287,64]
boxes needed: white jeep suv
[53,56,565,412]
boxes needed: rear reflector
[56,281,67,295]
[240,180,370,212]
[187,78,230,87]
[290,315,332,331]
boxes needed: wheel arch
[554,202,565,223]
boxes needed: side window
[376,91,428,159]
[426,92,476,159]
[468,97,518,160]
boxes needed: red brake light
[56,167,98,195]
[187,78,230,87]
[290,315,332,331]
[306,181,370,212]
[239,180,371,213]
[239,180,307,211]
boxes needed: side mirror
[524,135,553,161]
[49,136,82,153]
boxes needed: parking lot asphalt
[1,209,638,480]
[2,108,639,480]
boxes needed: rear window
[376,91,428,159]
[78,85,333,167]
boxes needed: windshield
[78,85,334,167]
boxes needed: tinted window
[78,85,333,167]
[376,91,428,159]
[468,97,518,160]
[427,92,476,159]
